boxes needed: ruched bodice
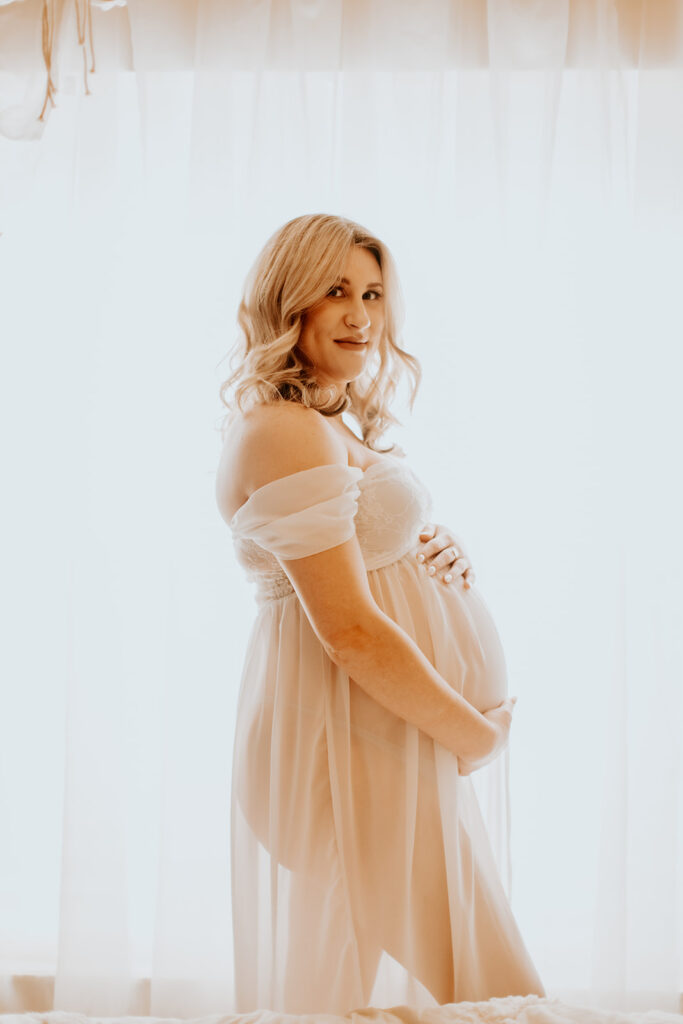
[218,450,545,1013]
[229,456,433,602]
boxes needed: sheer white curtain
[1,0,682,1016]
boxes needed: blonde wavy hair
[217,213,422,453]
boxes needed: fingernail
[416,553,425,562]
[444,573,453,583]
[428,565,436,576]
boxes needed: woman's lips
[334,340,366,348]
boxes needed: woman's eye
[328,287,382,299]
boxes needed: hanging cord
[38,0,96,122]
[74,0,95,95]
[38,0,57,120]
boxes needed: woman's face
[296,245,385,396]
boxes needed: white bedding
[2,995,682,1024]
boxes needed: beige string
[39,0,96,122]
[74,0,95,96]
[38,0,56,121]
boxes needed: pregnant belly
[368,559,509,715]
[450,587,509,713]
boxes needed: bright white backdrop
[0,0,682,1017]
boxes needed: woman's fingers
[500,696,518,720]
[438,551,469,574]
[417,527,475,587]
[426,543,469,575]
[440,554,472,587]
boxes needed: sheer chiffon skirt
[230,553,545,1013]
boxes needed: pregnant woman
[215,213,545,1013]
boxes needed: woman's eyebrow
[339,277,383,288]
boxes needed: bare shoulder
[241,401,348,486]
[217,401,384,650]
[216,402,347,523]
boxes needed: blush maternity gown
[219,449,545,1013]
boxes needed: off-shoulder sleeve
[229,464,364,559]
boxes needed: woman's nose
[345,296,371,331]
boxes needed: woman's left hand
[416,523,475,588]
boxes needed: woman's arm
[237,403,512,765]
[327,610,511,764]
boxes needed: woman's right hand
[457,696,517,776]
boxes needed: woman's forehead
[339,245,382,279]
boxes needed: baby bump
[438,585,507,712]
[368,560,509,715]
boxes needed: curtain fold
[2,1,683,141]
[1,0,682,1017]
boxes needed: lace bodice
[228,456,434,605]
